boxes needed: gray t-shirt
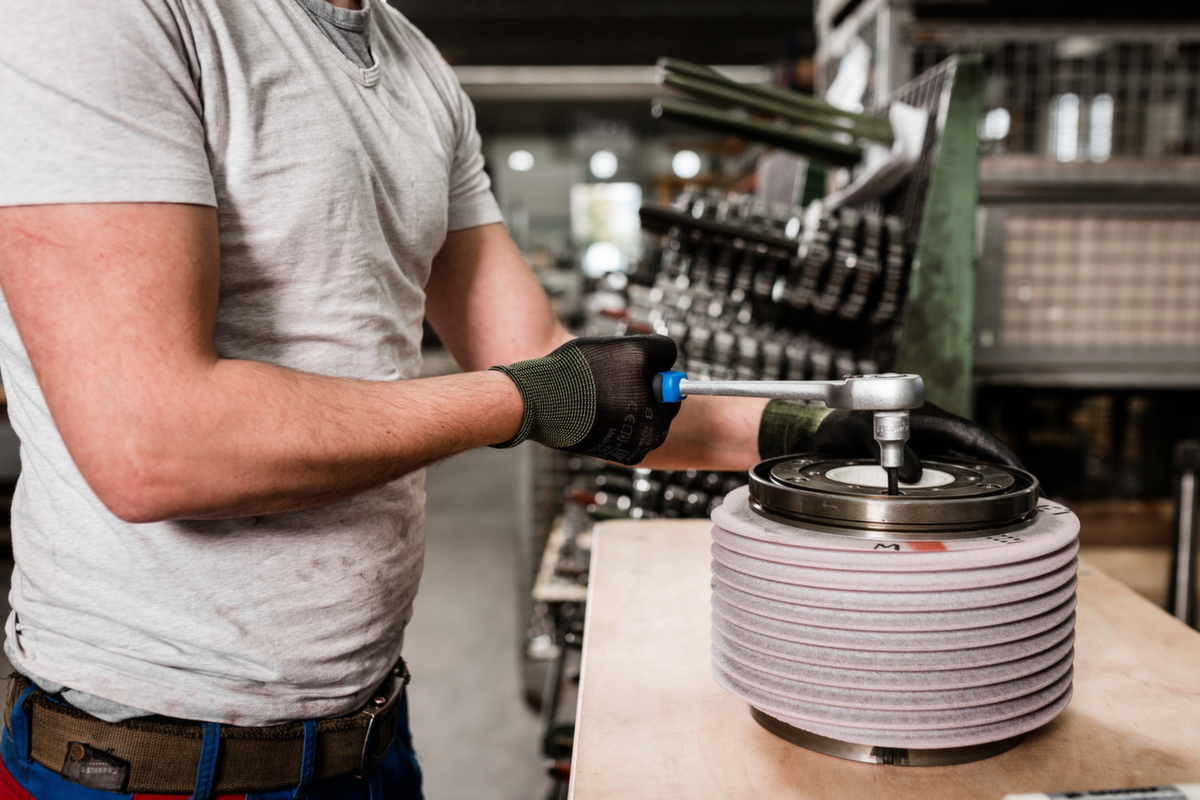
[0,0,503,725]
[295,0,373,68]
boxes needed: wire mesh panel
[975,205,1200,387]
[905,29,1200,387]
[876,57,953,254]
[912,36,1200,161]
[998,211,1200,349]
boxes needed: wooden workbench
[569,520,1200,799]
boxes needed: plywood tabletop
[569,519,1200,800]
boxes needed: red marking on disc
[908,541,948,552]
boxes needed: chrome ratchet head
[832,374,924,496]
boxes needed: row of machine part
[639,186,909,325]
[625,293,881,383]
[567,458,749,521]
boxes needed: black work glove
[759,399,1023,482]
[490,335,681,466]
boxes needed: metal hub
[748,455,1040,539]
[749,709,1027,766]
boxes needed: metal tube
[657,57,893,138]
[674,374,924,411]
[637,205,799,252]
[676,378,847,402]
[660,73,894,145]
[652,96,864,167]
[1168,440,1199,628]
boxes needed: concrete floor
[409,447,550,799]
[0,446,551,799]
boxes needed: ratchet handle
[653,370,924,409]
[654,371,688,403]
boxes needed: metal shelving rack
[816,0,1200,389]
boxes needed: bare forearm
[425,223,573,370]
[0,206,564,524]
[77,362,523,522]
[639,395,767,472]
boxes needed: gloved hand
[490,335,681,465]
[759,399,1023,482]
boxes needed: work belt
[3,662,410,794]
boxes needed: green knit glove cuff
[758,399,835,460]
[489,349,596,449]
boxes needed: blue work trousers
[0,682,423,800]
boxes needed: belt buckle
[355,664,409,778]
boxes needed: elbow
[99,490,174,525]
[89,469,177,524]
[77,446,184,524]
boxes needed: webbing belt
[3,664,409,794]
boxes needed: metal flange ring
[749,709,1027,766]
[748,456,1040,539]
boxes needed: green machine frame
[886,55,984,418]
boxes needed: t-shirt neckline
[282,0,381,86]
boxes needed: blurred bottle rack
[815,0,1200,389]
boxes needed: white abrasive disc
[826,464,957,489]
[712,664,1073,731]
[710,578,1077,632]
[712,558,1078,612]
[709,472,1081,757]
[711,538,1079,592]
[711,591,1077,650]
[711,645,1073,711]
[712,610,1075,670]
[711,629,1075,691]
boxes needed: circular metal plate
[748,456,1040,537]
[787,461,1015,497]
[748,708,1028,766]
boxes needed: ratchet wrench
[654,371,925,495]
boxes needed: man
[0,1,1017,797]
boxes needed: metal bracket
[355,664,410,778]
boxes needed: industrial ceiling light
[1089,94,1113,162]
[589,149,618,179]
[672,149,702,179]
[507,149,535,172]
[980,108,1010,142]
[1052,94,1080,162]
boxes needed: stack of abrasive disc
[709,456,1079,765]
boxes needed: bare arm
[0,203,532,523]
[424,222,572,369]
[424,222,765,473]
[639,395,768,472]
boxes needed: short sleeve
[390,14,503,233]
[443,78,504,232]
[0,0,216,208]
